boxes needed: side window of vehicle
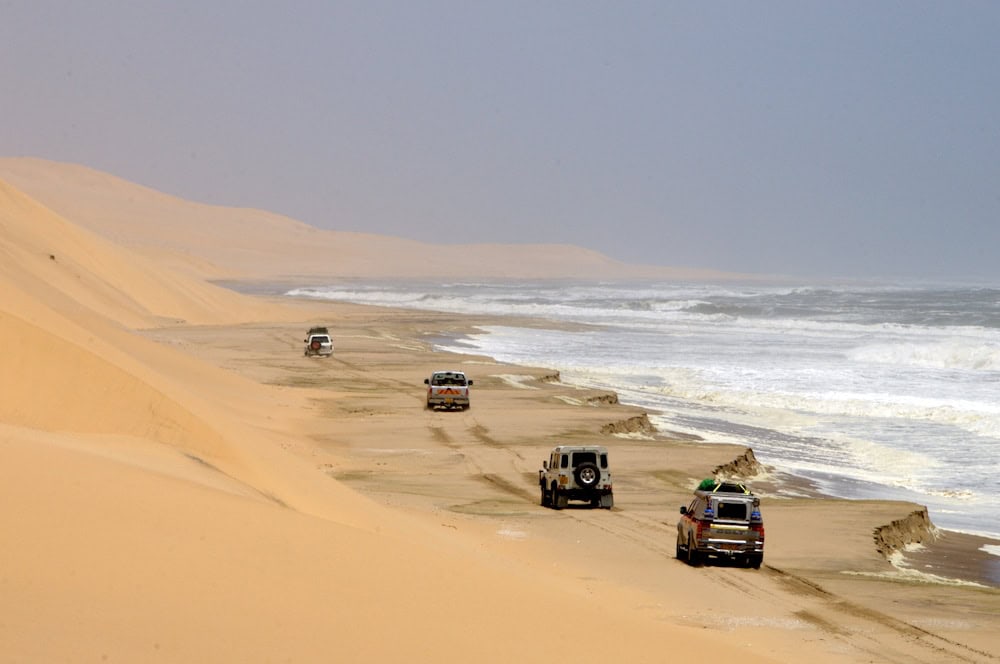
[560,454,569,469]
[600,453,608,469]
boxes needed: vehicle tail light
[751,523,765,542]
[695,519,705,541]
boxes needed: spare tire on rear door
[574,462,600,488]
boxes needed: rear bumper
[698,540,763,557]
[305,347,333,355]
[560,487,613,501]
[427,396,470,407]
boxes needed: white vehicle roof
[551,445,609,454]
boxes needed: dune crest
[0,157,736,281]
[0,177,298,327]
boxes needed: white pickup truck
[423,371,473,410]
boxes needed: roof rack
[696,478,752,494]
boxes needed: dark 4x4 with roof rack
[676,479,764,568]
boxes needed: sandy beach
[2,159,999,663]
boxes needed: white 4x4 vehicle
[304,327,334,357]
[424,371,473,410]
[539,445,613,509]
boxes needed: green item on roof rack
[697,478,718,491]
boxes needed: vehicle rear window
[573,452,598,466]
[432,374,465,386]
[600,453,608,469]
[716,501,749,520]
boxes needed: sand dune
[0,178,297,327]
[1,162,997,663]
[0,157,734,281]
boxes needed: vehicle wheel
[540,485,550,507]
[687,535,701,566]
[676,534,684,559]
[574,462,600,489]
[552,487,567,510]
[750,555,763,569]
[590,496,600,508]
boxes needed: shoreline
[271,288,1000,587]
[256,277,1000,544]
[192,290,1000,594]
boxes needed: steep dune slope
[0,179,381,518]
[0,178,299,327]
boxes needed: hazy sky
[3,2,999,279]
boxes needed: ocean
[286,279,1000,539]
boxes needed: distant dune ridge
[0,157,732,281]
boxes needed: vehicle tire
[574,462,600,489]
[540,485,550,507]
[750,555,763,569]
[687,535,701,566]
[676,534,684,560]
[552,487,567,510]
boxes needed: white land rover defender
[539,445,613,509]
